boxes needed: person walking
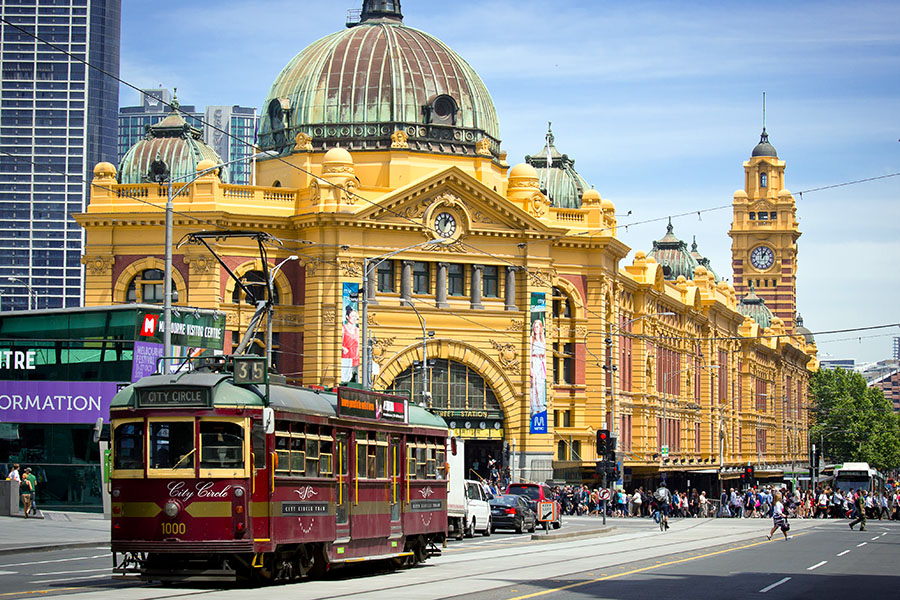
[848,489,867,532]
[19,467,36,517]
[767,492,790,541]
[6,463,20,483]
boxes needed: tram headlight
[233,487,244,498]
[111,488,120,498]
[163,500,180,518]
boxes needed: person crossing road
[848,489,867,532]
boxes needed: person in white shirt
[6,463,19,483]
[767,492,790,541]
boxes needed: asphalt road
[0,517,895,599]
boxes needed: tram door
[335,430,350,540]
[390,436,402,536]
[250,420,271,541]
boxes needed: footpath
[0,511,109,555]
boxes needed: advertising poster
[133,310,226,378]
[340,282,360,383]
[529,292,548,433]
[0,380,119,424]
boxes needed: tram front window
[200,421,245,469]
[113,422,144,470]
[149,422,195,470]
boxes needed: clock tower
[729,128,801,333]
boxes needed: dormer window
[423,94,458,126]
[760,172,768,187]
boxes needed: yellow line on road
[506,532,809,600]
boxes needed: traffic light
[596,429,610,457]
[612,463,621,481]
[741,465,754,485]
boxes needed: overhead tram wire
[7,17,896,356]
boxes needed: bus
[833,462,885,495]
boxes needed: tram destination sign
[136,387,211,408]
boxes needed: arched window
[231,270,280,305]
[387,358,502,416]
[126,269,178,304]
[552,286,572,318]
[760,172,768,188]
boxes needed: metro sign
[140,314,159,337]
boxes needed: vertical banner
[341,282,360,383]
[529,292,548,433]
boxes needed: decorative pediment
[356,166,553,236]
[750,200,774,213]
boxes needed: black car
[489,494,537,533]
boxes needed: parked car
[506,482,562,529]
[489,494,537,534]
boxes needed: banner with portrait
[529,292,548,433]
[340,282,360,383]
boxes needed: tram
[109,359,449,583]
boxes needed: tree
[809,368,900,472]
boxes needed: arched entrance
[377,342,514,481]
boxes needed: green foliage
[809,368,900,472]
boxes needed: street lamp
[7,277,37,310]
[661,364,719,457]
[359,239,450,387]
[150,152,271,372]
[406,299,435,407]
[584,312,674,440]
[266,255,299,369]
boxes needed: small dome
[93,162,116,178]
[647,220,700,281]
[509,162,538,178]
[752,128,777,157]
[258,2,500,158]
[118,99,224,184]
[323,147,353,164]
[524,123,589,209]
[600,197,615,211]
[737,282,773,328]
[796,314,815,344]
[581,188,601,206]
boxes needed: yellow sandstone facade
[75,3,816,488]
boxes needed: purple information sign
[132,341,164,381]
[0,381,119,424]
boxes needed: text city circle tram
[109,356,449,583]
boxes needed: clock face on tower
[434,212,457,238]
[750,245,775,271]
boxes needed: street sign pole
[602,471,607,525]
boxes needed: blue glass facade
[0,0,121,312]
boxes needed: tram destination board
[136,387,211,408]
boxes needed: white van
[462,479,491,537]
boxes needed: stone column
[505,266,517,311]
[471,264,484,310]
[436,262,449,308]
[400,260,413,305]
[367,262,378,305]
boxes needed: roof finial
[171,87,179,112]
[691,235,698,252]
[666,217,673,234]
[760,91,768,143]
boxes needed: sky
[119,0,900,365]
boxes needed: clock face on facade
[750,245,775,270]
[434,211,457,238]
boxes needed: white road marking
[0,553,109,568]
[34,567,110,576]
[871,536,879,541]
[837,550,850,556]
[0,570,18,575]
[759,577,791,593]
[34,573,109,584]
[807,561,827,571]
[857,542,867,547]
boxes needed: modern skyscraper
[0,0,121,311]
[118,89,257,185]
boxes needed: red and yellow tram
[109,366,448,582]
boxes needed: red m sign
[140,314,158,337]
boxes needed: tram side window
[149,422,194,469]
[357,436,369,479]
[275,432,291,474]
[199,421,244,469]
[291,435,305,473]
[375,432,387,479]
[319,431,334,476]
[114,422,144,470]
[305,431,319,478]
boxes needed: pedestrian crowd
[538,481,900,523]
[4,463,39,517]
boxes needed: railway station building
[75,0,817,492]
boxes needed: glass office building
[0,0,121,312]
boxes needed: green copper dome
[737,282,773,329]
[257,2,500,158]
[648,220,701,281]
[118,100,223,185]
[525,124,589,209]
